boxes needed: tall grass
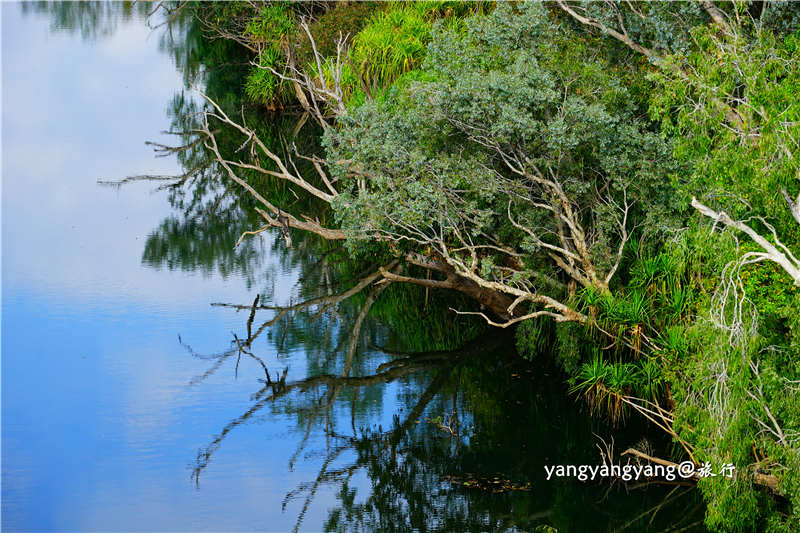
[350,6,432,90]
[243,4,296,105]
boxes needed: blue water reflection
[2,5,335,530]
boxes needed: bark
[555,1,656,58]
[781,188,800,226]
[700,1,732,33]
[380,260,517,321]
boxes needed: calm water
[2,4,705,532]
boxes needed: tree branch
[692,196,800,285]
[556,1,656,59]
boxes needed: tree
[647,15,800,532]
[200,2,675,330]
[658,24,800,288]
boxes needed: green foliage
[645,19,800,529]
[651,26,800,224]
[570,355,632,423]
[659,228,800,530]
[241,4,296,105]
[666,317,800,531]
[658,325,690,361]
[635,356,665,401]
[293,2,379,66]
[569,352,666,424]
[629,252,680,288]
[244,3,295,44]
[558,2,707,58]
[327,1,674,285]
[738,244,798,325]
[236,1,484,108]
[346,0,487,93]
[350,5,432,88]
[245,48,283,103]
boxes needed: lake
[1,4,706,531]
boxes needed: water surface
[2,4,705,531]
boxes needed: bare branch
[261,20,350,127]
[692,196,800,285]
[450,308,567,328]
[200,91,336,204]
[556,1,656,59]
[196,93,347,245]
[782,187,800,226]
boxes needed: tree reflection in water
[184,267,706,532]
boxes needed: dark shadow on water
[184,286,707,533]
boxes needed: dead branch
[709,252,760,346]
[621,395,696,462]
[197,93,347,244]
[782,187,800,226]
[692,196,800,286]
[260,20,349,127]
[621,448,780,492]
[201,91,337,203]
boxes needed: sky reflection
[2,5,334,531]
